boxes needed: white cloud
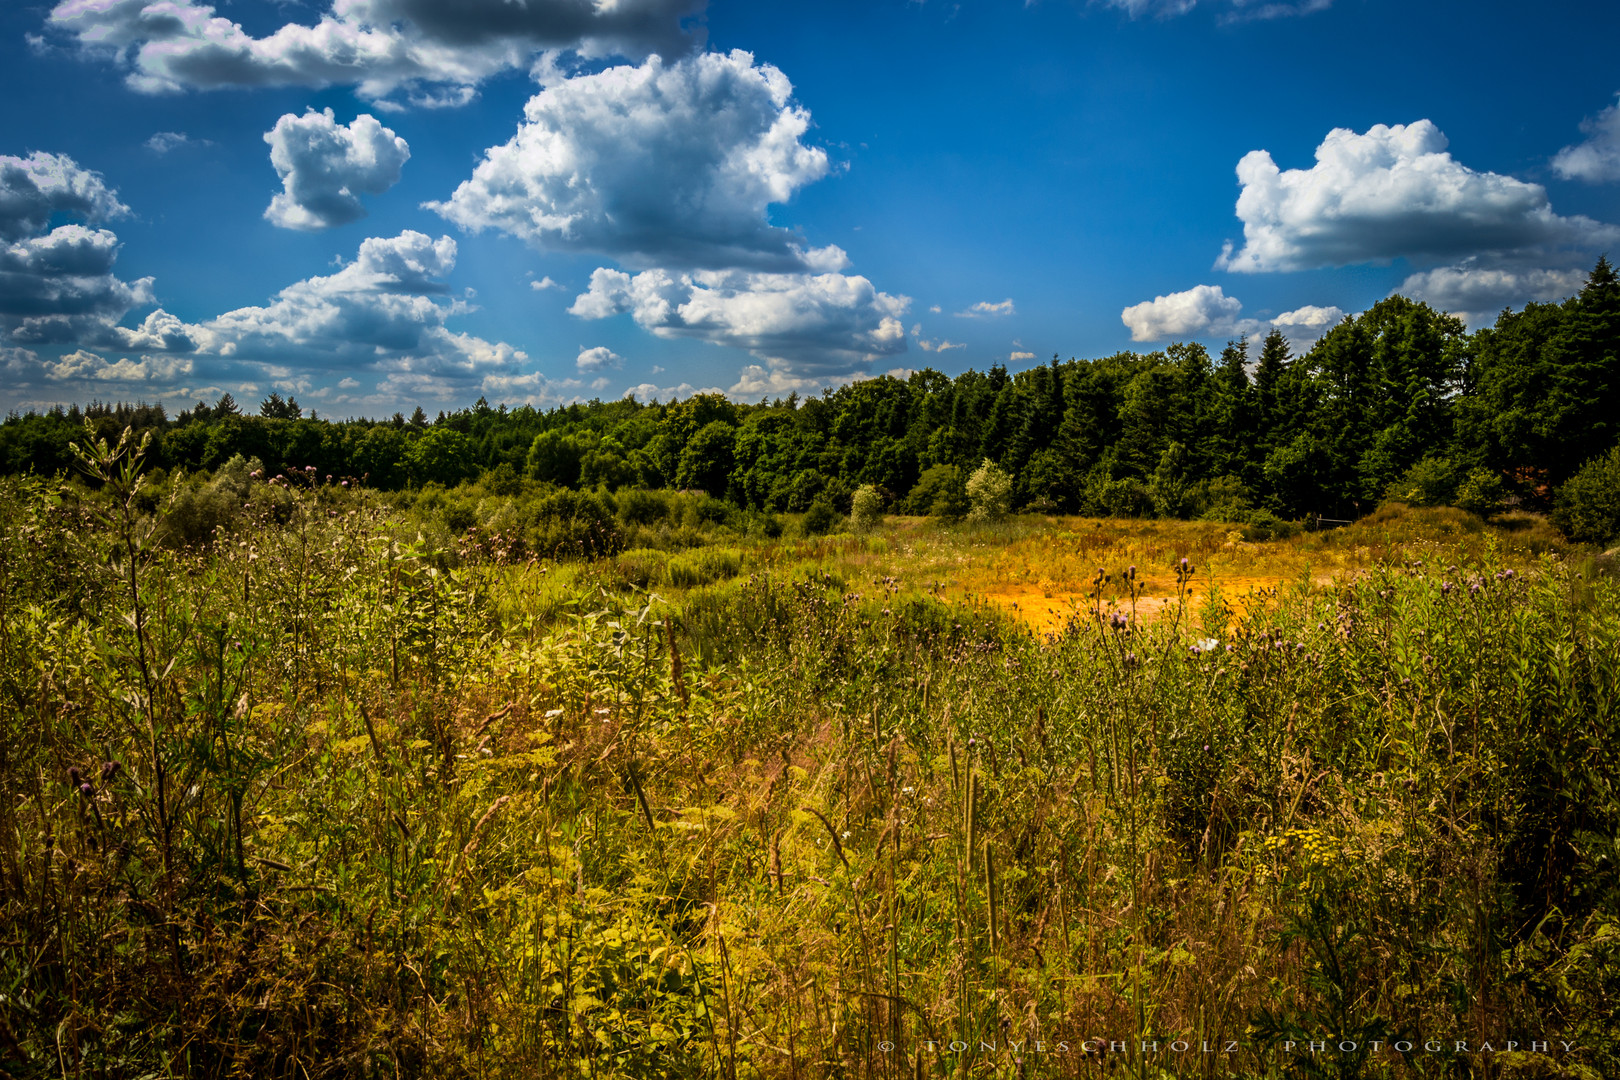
[1553,94,1620,183]
[1121,284,1241,342]
[570,264,909,375]
[203,232,528,401]
[1120,283,1343,348]
[956,298,1015,317]
[0,224,157,343]
[1217,120,1620,273]
[530,275,563,291]
[264,109,410,230]
[1269,304,1345,343]
[47,0,706,105]
[1009,350,1035,361]
[145,131,208,154]
[917,338,964,352]
[43,348,193,382]
[0,151,128,242]
[622,380,719,403]
[428,51,832,272]
[727,358,844,398]
[575,345,622,372]
[1397,265,1586,322]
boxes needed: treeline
[4,258,1618,534]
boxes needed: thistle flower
[68,766,81,787]
[100,760,119,781]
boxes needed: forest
[4,259,1618,549]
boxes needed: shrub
[1552,446,1620,547]
[801,497,838,535]
[617,488,672,526]
[965,459,1012,522]
[1384,456,1458,508]
[849,484,883,533]
[907,464,968,519]
[525,488,623,559]
[1240,508,1302,542]
[1453,467,1506,519]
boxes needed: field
[2,440,1617,1079]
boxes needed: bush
[1384,456,1458,508]
[966,459,1012,522]
[801,497,838,535]
[1240,508,1302,542]
[525,489,623,559]
[849,484,883,533]
[160,454,261,545]
[1453,467,1506,519]
[907,464,968,519]
[617,488,672,526]
[1552,446,1620,547]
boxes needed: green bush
[617,488,672,526]
[907,464,968,519]
[1453,467,1507,519]
[1384,455,1458,507]
[525,488,623,559]
[1553,446,1620,547]
[849,484,883,533]
[965,458,1012,522]
[801,496,838,536]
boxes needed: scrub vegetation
[2,425,1616,1080]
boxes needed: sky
[2,0,1618,417]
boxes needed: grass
[1,447,1616,1079]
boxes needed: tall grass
[1,439,1616,1078]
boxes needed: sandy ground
[976,572,1337,636]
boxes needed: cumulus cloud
[44,348,193,382]
[0,223,157,343]
[1120,283,1343,348]
[956,298,1015,317]
[0,151,128,242]
[570,265,908,375]
[1269,304,1345,342]
[205,231,526,397]
[1552,94,1620,184]
[1398,265,1587,322]
[46,0,706,105]
[1009,350,1036,361]
[1217,120,1620,273]
[575,345,622,372]
[264,109,410,230]
[428,51,831,271]
[530,275,562,291]
[1122,284,1241,342]
[623,380,718,403]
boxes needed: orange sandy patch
[976,573,1336,636]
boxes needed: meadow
[2,431,1617,1080]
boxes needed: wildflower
[100,761,119,781]
[79,782,95,798]
[68,766,81,787]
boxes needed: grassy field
[2,439,1617,1079]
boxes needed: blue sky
[3,0,1617,416]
